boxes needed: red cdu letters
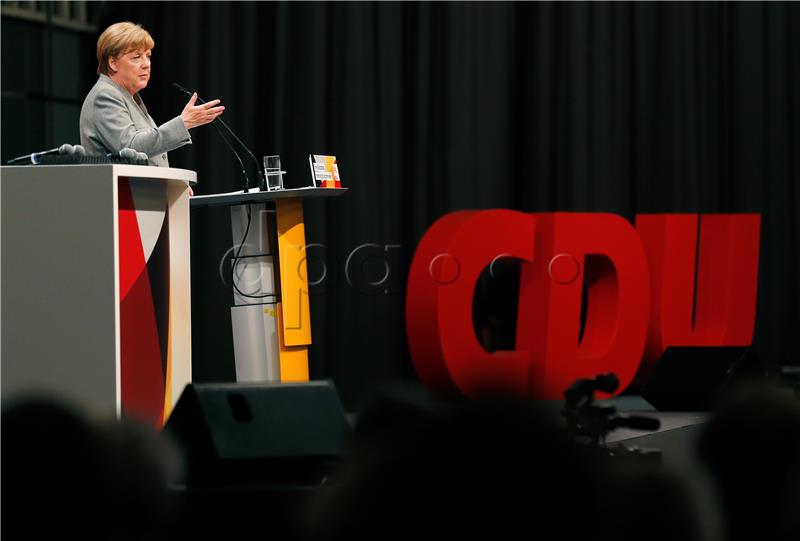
[406,212,760,400]
[635,214,761,382]
[405,210,536,397]
[516,214,650,399]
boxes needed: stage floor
[602,395,707,443]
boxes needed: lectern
[190,187,346,384]
[1,164,195,427]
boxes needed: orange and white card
[308,154,342,188]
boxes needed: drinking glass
[263,155,284,191]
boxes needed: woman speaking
[80,22,224,167]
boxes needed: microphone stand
[172,83,265,192]
[212,121,250,193]
[7,144,71,165]
[562,373,662,461]
[172,83,249,192]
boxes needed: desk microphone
[107,148,139,160]
[7,144,77,165]
[172,82,265,192]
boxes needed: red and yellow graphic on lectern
[118,177,177,427]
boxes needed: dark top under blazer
[80,74,191,167]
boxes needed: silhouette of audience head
[303,390,701,541]
[1,396,182,540]
[698,384,800,541]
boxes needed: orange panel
[276,199,313,346]
[277,302,309,382]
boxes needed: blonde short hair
[96,22,154,75]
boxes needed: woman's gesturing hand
[181,92,225,129]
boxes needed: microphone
[564,373,620,407]
[74,145,86,156]
[172,82,264,192]
[7,144,75,165]
[172,83,249,191]
[135,151,148,161]
[589,373,620,394]
[107,148,139,160]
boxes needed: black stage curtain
[95,2,799,409]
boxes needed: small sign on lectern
[308,155,342,188]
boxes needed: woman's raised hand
[181,92,224,129]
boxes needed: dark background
[3,1,798,410]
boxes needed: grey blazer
[80,74,191,167]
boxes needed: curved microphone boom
[172,82,264,191]
[172,83,250,191]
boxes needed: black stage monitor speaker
[641,346,766,411]
[163,381,352,486]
